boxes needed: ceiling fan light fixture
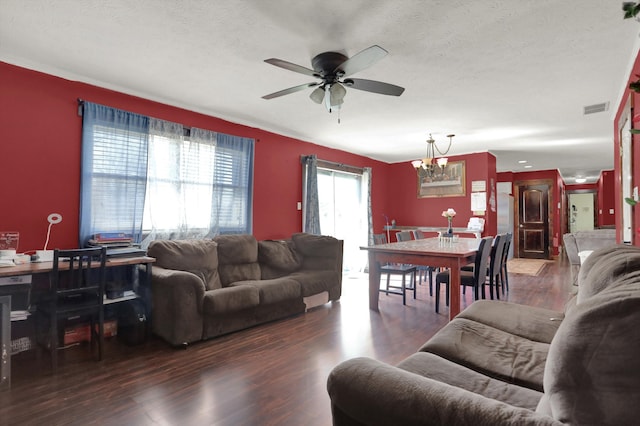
[309,86,325,104]
[329,83,346,106]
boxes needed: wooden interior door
[517,184,550,259]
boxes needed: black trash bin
[116,299,147,345]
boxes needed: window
[80,102,254,247]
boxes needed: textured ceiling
[2,1,639,183]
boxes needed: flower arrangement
[442,208,456,235]
[441,208,456,219]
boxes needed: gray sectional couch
[563,228,616,284]
[148,233,343,346]
[327,244,640,425]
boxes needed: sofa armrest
[327,357,561,426]
[562,233,579,266]
[151,266,206,345]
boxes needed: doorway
[317,167,368,274]
[567,191,596,233]
[515,181,552,259]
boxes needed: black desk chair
[373,233,416,305]
[434,236,493,313]
[38,246,107,372]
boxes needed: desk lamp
[36,213,62,262]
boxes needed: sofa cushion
[397,352,543,411]
[231,277,301,304]
[214,234,261,285]
[148,239,221,290]
[202,285,260,315]
[288,270,340,297]
[291,232,342,271]
[419,318,550,392]
[457,300,563,344]
[543,278,640,425]
[576,245,640,304]
[258,239,302,279]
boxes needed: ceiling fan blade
[337,45,388,76]
[264,58,318,77]
[345,78,405,96]
[262,82,320,100]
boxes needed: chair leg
[98,309,104,361]
[50,312,58,372]
[401,274,406,305]
[504,264,509,292]
[428,268,433,297]
[435,281,440,313]
[445,282,450,307]
[412,271,417,299]
[386,273,391,294]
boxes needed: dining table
[362,237,482,320]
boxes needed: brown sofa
[327,244,640,425]
[148,233,343,346]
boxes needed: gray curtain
[301,155,321,234]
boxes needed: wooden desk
[0,256,156,278]
[362,238,481,320]
[0,256,156,325]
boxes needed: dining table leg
[448,259,462,320]
[368,252,381,311]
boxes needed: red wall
[384,152,498,237]
[597,171,616,227]
[0,62,510,253]
[0,62,392,251]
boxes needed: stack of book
[88,233,133,248]
[88,233,147,258]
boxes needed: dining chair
[410,229,437,296]
[38,246,107,372]
[487,233,507,300]
[373,233,417,305]
[500,233,513,294]
[434,236,493,313]
[461,233,506,300]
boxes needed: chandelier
[411,133,455,178]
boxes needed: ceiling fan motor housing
[312,52,348,81]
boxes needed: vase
[447,218,453,236]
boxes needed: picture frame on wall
[417,160,466,198]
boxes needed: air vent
[583,102,609,115]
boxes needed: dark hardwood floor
[1,257,574,425]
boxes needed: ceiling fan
[262,45,405,113]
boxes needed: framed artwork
[417,160,466,198]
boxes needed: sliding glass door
[317,168,368,274]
